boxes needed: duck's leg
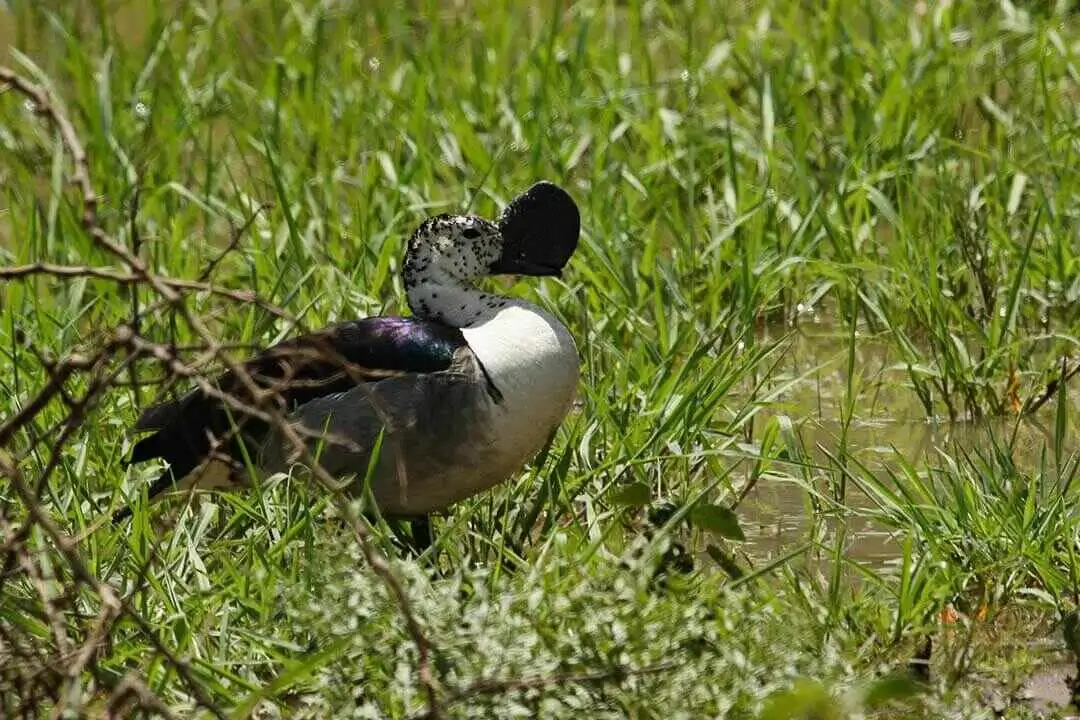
[386,515,434,557]
[408,515,433,553]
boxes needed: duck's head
[403,182,580,324]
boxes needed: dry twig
[1,62,444,719]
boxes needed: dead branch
[198,202,273,282]
[0,262,296,322]
[1022,356,1080,417]
[1,61,442,719]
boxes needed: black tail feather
[114,449,200,523]
[127,432,163,466]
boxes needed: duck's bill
[488,255,563,277]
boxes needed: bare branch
[1,62,442,719]
[198,202,273,282]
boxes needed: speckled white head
[402,182,581,328]
[403,215,506,324]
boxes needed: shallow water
[736,321,1080,568]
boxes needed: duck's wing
[114,317,468,521]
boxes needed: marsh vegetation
[3,1,1080,717]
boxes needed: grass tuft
[3,0,1080,717]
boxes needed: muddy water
[738,416,1063,566]
[737,321,1080,567]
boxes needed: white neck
[406,279,510,328]
[461,298,579,437]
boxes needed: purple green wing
[115,317,467,521]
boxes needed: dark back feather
[125,317,467,485]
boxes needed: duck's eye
[461,227,481,240]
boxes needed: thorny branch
[198,202,273,282]
[1,64,445,718]
[0,261,295,321]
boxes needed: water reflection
[736,322,1079,567]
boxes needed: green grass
[3,0,1080,717]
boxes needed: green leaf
[861,673,924,710]
[691,503,745,541]
[609,482,651,507]
[761,679,841,720]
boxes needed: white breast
[461,300,579,466]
